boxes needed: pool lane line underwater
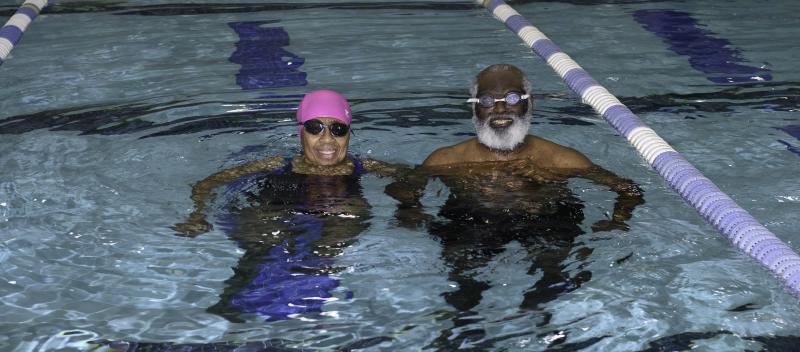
[0,0,48,67]
[477,0,800,297]
[228,20,307,91]
[632,9,771,84]
[227,20,307,113]
[777,125,800,156]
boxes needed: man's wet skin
[386,64,644,348]
[398,161,591,301]
[471,66,533,154]
[420,161,573,215]
[476,69,528,126]
[397,162,592,349]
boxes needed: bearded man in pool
[172,90,403,322]
[386,64,644,346]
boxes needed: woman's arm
[172,156,285,237]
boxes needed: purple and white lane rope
[0,0,48,66]
[478,0,800,296]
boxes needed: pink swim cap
[296,90,352,135]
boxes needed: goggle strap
[465,93,530,104]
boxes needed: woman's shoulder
[250,156,287,170]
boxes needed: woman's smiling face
[300,117,350,166]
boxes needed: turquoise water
[1,1,799,350]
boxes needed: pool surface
[1,0,800,350]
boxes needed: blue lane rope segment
[477,0,800,297]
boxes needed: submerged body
[390,161,592,308]
[387,161,600,348]
[173,90,403,321]
[207,157,370,321]
[386,65,645,347]
[175,155,399,321]
[428,161,588,307]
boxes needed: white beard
[473,112,531,151]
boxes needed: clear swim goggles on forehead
[466,92,530,108]
[299,119,350,137]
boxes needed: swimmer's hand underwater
[172,212,212,237]
[590,218,630,232]
[170,156,286,237]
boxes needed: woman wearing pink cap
[173,89,400,235]
[293,89,358,172]
[171,90,402,322]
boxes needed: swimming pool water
[1,0,799,350]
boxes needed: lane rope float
[477,0,800,296]
[0,0,48,66]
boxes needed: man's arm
[523,141,644,232]
[381,145,458,228]
[360,158,411,178]
[577,165,645,232]
[362,157,427,227]
[172,156,285,237]
[384,165,435,229]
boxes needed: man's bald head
[470,64,532,98]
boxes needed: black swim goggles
[300,119,350,137]
[467,92,530,108]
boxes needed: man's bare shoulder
[524,136,593,169]
[422,138,478,166]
